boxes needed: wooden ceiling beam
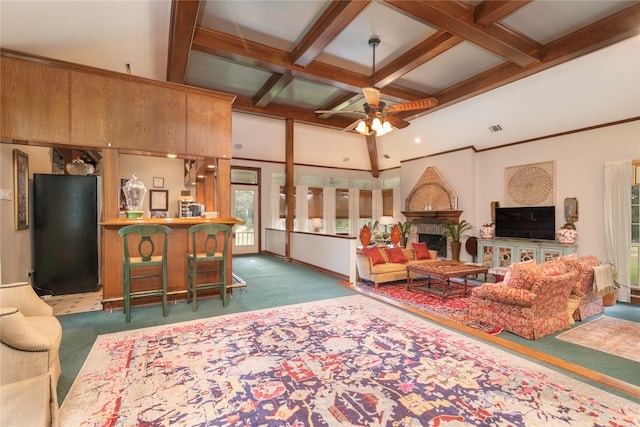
[252,74,295,108]
[385,0,541,67]
[474,0,532,26]
[289,0,370,67]
[192,26,432,101]
[395,3,640,120]
[365,133,380,178]
[166,0,200,83]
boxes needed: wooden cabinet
[478,237,577,267]
[1,50,234,158]
[1,56,70,143]
[70,71,187,152]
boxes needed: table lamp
[311,218,323,233]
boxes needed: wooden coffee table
[406,260,488,299]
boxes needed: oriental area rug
[357,281,503,335]
[60,295,640,426]
[556,315,640,363]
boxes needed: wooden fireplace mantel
[402,210,462,224]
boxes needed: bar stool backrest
[119,224,172,264]
[189,223,231,259]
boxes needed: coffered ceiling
[1,1,639,176]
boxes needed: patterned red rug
[60,296,639,426]
[358,281,503,335]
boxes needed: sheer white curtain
[323,187,336,234]
[393,186,402,221]
[295,185,308,232]
[270,184,281,228]
[372,189,383,226]
[349,188,360,237]
[604,160,632,302]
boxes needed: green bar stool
[118,224,172,323]
[186,223,231,311]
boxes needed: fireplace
[403,166,462,258]
[402,211,462,259]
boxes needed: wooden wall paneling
[217,157,231,218]
[101,148,120,221]
[186,93,232,158]
[1,56,70,143]
[70,71,187,152]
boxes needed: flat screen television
[494,206,556,241]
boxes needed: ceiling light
[355,117,393,137]
[207,164,216,169]
[167,154,177,158]
[355,120,368,134]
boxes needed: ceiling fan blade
[362,87,380,107]
[385,115,410,129]
[385,97,438,113]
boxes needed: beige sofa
[0,282,62,427]
[356,246,439,288]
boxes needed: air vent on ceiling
[488,124,503,133]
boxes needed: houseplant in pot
[397,221,411,247]
[442,220,473,261]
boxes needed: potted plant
[397,221,411,247]
[442,220,473,261]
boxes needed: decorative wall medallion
[505,161,555,207]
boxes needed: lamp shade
[311,218,323,232]
[379,216,394,226]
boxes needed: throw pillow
[361,246,386,265]
[560,253,578,261]
[503,259,536,287]
[385,247,408,263]
[411,242,431,260]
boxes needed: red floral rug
[358,281,503,335]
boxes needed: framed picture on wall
[153,177,164,188]
[13,149,29,230]
[150,190,169,211]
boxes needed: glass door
[232,184,259,254]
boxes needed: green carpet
[56,254,639,405]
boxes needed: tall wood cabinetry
[478,238,577,268]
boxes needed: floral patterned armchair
[469,260,578,339]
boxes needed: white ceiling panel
[186,52,272,97]
[397,41,505,93]
[317,1,437,73]
[502,0,636,44]
[198,0,329,51]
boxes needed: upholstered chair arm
[471,284,536,307]
[0,282,53,317]
[355,254,374,279]
[0,308,51,382]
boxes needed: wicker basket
[602,289,618,306]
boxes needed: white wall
[1,143,53,283]
[401,121,640,263]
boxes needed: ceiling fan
[315,36,438,137]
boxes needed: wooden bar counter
[99,217,242,308]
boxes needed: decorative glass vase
[122,174,147,218]
[66,159,94,176]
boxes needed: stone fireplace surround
[402,210,462,258]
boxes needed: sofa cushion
[371,262,408,274]
[411,242,431,260]
[402,248,416,261]
[361,246,385,265]
[503,259,536,286]
[384,247,408,263]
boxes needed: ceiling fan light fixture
[382,121,393,133]
[362,87,380,106]
[355,120,368,134]
[371,117,383,132]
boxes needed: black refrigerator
[33,174,100,295]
